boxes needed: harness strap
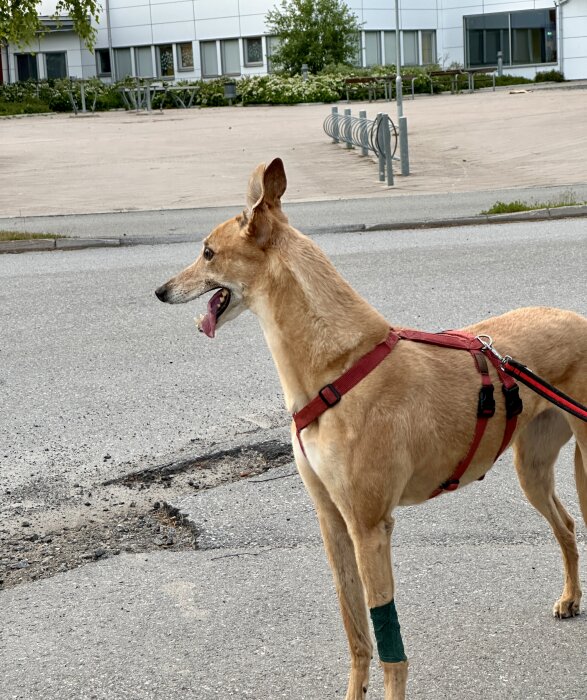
[293,330,400,441]
[428,350,494,499]
[292,327,524,500]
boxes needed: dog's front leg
[296,457,372,699]
[348,517,409,700]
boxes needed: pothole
[0,439,292,590]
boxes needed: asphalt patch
[0,439,293,590]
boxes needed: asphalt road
[1,217,586,699]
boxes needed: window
[364,32,381,67]
[384,31,397,66]
[201,41,218,77]
[46,52,67,79]
[221,39,240,75]
[266,36,280,73]
[465,10,556,67]
[135,46,153,77]
[403,31,419,65]
[16,53,38,81]
[96,49,111,76]
[157,44,174,77]
[114,48,132,78]
[177,42,194,70]
[244,37,263,66]
[421,31,436,65]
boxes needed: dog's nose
[155,284,169,302]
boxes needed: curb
[2,205,586,254]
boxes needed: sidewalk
[1,86,586,219]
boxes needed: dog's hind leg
[512,408,581,618]
[572,424,587,530]
[296,458,373,700]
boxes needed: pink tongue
[200,289,224,338]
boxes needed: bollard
[80,81,87,113]
[145,82,152,112]
[344,108,352,149]
[331,106,339,144]
[359,110,368,156]
[497,51,503,77]
[399,116,410,176]
[376,114,385,182]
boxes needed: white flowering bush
[239,75,343,104]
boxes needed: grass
[0,231,65,241]
[481,191,585,216]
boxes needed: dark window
[465,9,556,68]
[96,49,111,76]
[157,45,174,77]
[244,37,263,66]
[16,53,38,81]
[46,52,67,79]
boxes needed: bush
[0,100,50,115]
[239,74,342,104]
[534,69,564,83]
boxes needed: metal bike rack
[323,107,398,186]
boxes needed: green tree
[266,0,361,75]
[0,0,101,49]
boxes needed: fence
[323,107,398,186]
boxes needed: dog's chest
[293,431,322,476]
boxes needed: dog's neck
[251,229,389,414]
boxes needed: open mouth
[198,287,231,338]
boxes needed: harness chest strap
[292,328,522,500]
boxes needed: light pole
[394,0,410,175]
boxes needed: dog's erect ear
[244,158,287,247]
[246,158,287,211]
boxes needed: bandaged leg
[369,599,407,663]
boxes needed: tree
[0,0,100,49]
[266,0,361,75]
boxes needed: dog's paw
[553,597,581,619]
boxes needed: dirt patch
[0,440,292,590]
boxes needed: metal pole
[497,50,503,77]
[381,114,394,186]
[80,80,87,113]
[344,108,352,149]
[331,106,339,143]
[376,114,385,182]
[398,115,410,176]
[394,0,410,175]
[359,110,368,156]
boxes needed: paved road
[1,218,586,699]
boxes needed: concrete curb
[2,204,586,254]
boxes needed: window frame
[200,40,219,78]
[177,42,194,71]
[220,38,241,76]
[243,36,263,67]
[15,53,39,81]
[156,44,175,78]
[95,48,112,77]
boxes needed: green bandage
[370,599,407,663]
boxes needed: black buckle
[503,384,523,419]
[319,384,341,408]
[477,384,495,418]
[440,478,460,492]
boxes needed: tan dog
[155,158,587,699]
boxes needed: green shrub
[534,69,564,83]
[0,99,50,115]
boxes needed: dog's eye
[203,247,214,261]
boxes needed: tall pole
[394,0,410,175]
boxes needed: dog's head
[155,158,288,337]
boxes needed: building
[1,0,586,84]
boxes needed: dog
[155,158,587,699]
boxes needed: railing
[323,107,398,186]
[118,78,200,112]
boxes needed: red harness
[292,329,523,500]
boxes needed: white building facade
[2,0,586,84]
